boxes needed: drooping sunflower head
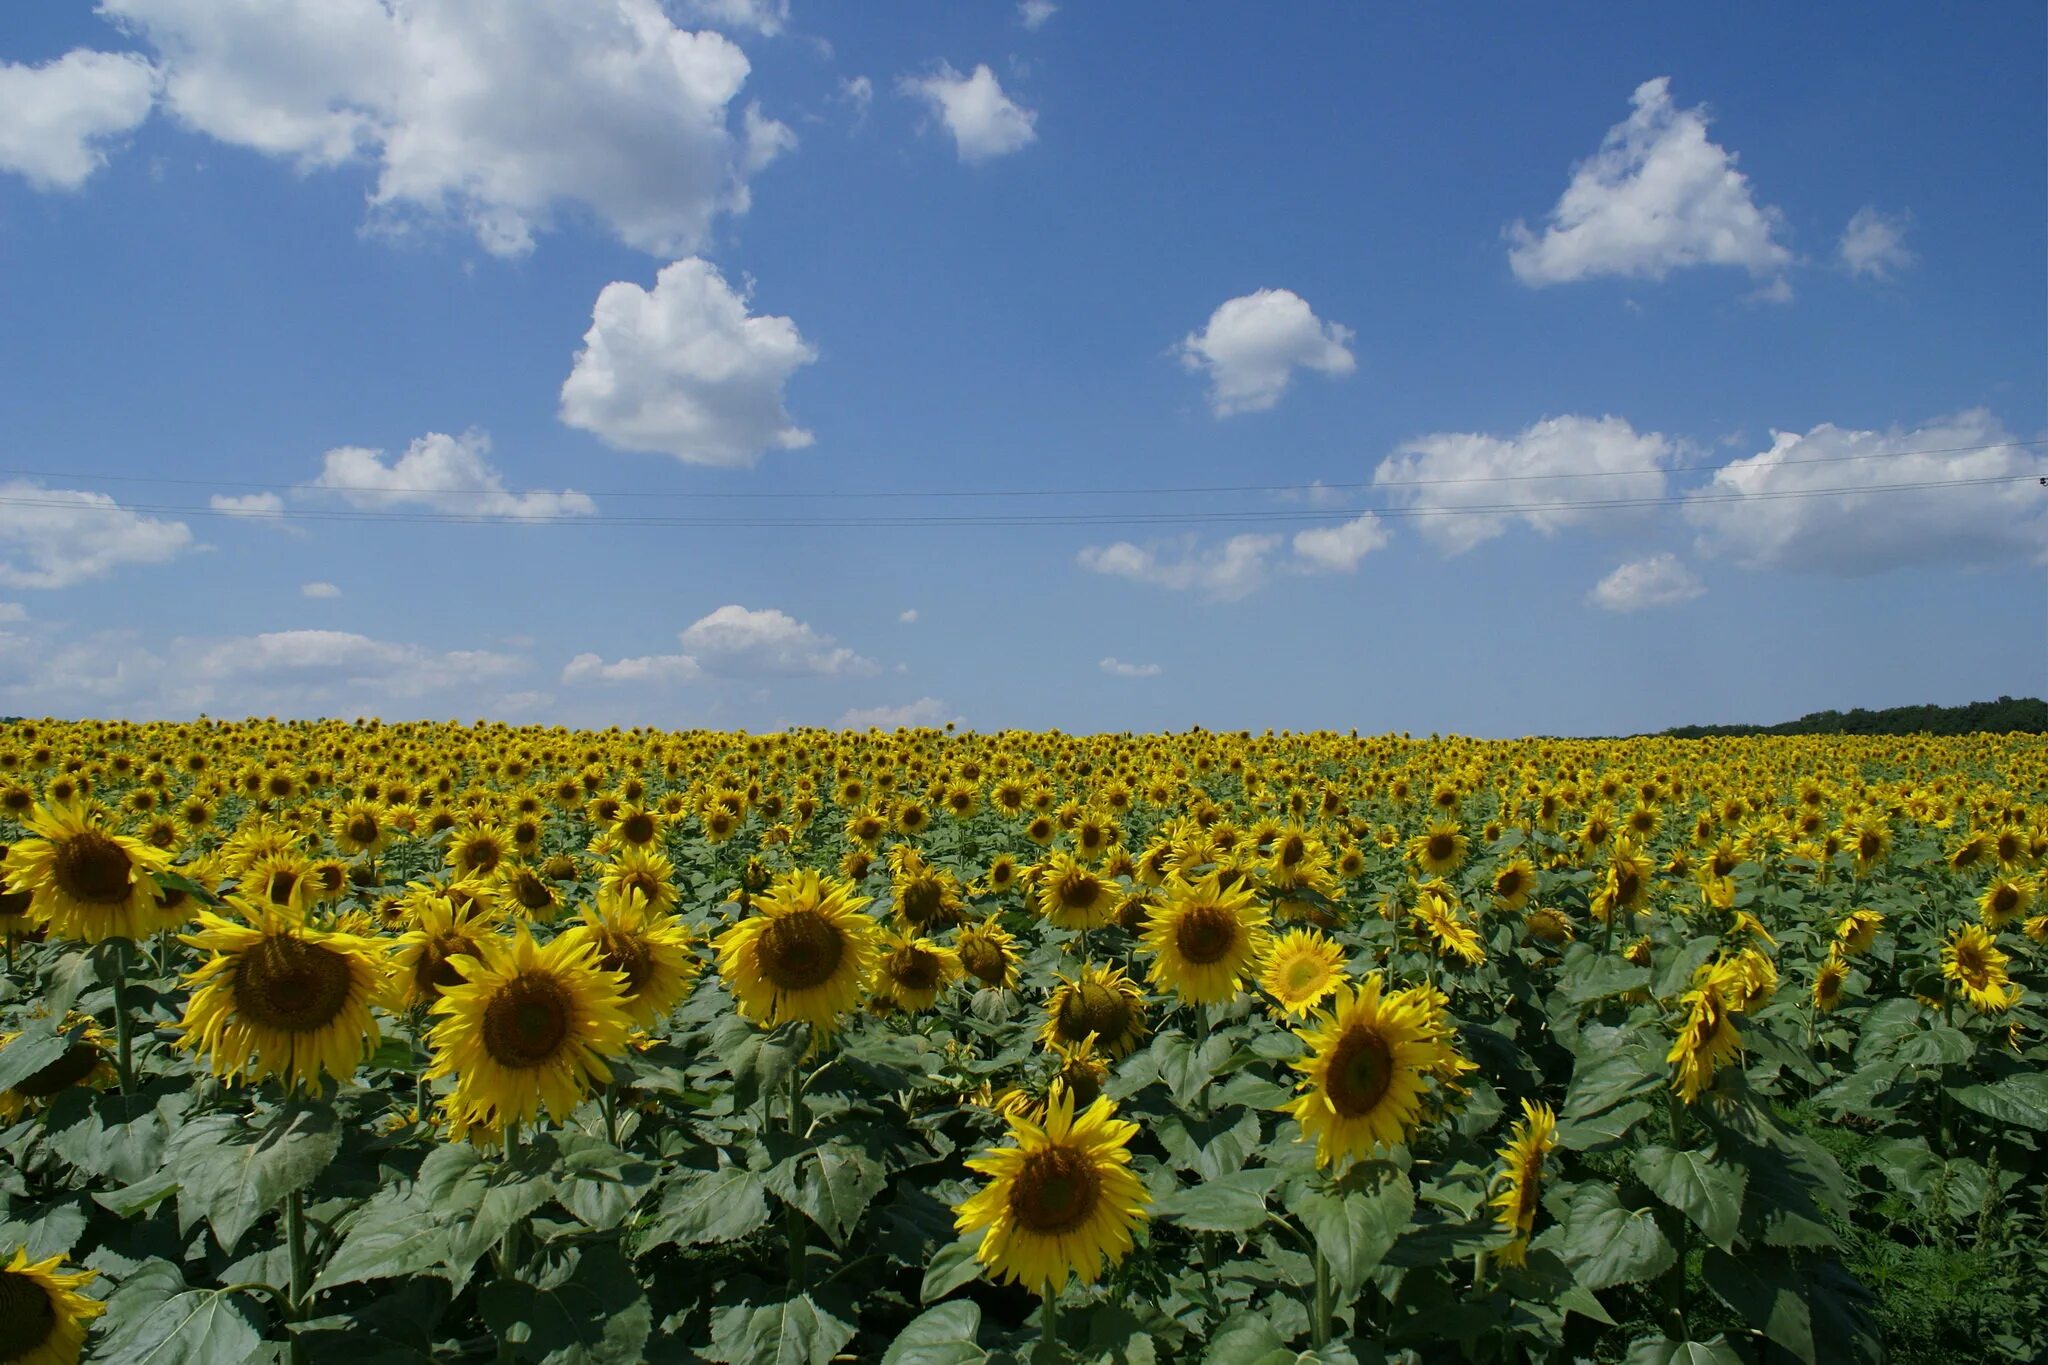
[952,1085,1151,1296]
[1942,924,2019,1013]
[178,897,393,1093]
[714,869,881,1036]
[955,917,1020,990]
[1488,1098,1557,1265]
[1280,974,1466,1168]
[1258,927,1344,1018]
[0,1013,118,1124]
[1040,964,1149,1059]
[875,930,963,1013]
[1811,952,1850,1013]
[1835,908,1883,956]
[4,799,175,943]
[1491,856,1538,911]
[1410,881,1484,967]
[1521,907,1575,945]
[1666,972,1744,1104]
[0,1246,104,1365]
[563,886,700,1029]
[426,927,633,1143]
[888,845,966,931]
[1141,872,1271,1006]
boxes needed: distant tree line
[1659,696,2048,738]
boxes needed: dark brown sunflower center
[959,937,1007,985]
[1008,1145,1103,1235]
[459,840,501,874]
[1425,835,1456,862]
[345,815,380,845]
[511,872,554,912]
[1174,905,1239,965]
[1278,836,1306,868]
[1058,1065,1103,1107]
[1325,1025,1395,1117]
[0,1268,55,1360]
[419,934,479,996]
[482,974,573,1068]
[1614,870,1642,905]
[620,813,657,845]
[1990,886,2020,916]
[597,929,653,997]
[0,889,32,919]
[14,1041,104,1098]
[898,879,944,926]
[1056,872,1102,912]
[1055,982,1130,1044]
[887,947,942,992]
[621,870,664,903]
[52,829,133,904]
[231,935,355,1034]
[757,910,846,992]
[266,869,299,906]
[1497,870,1525,897]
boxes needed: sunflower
[177,898,392,1093]
[1842,814,1890,877]
[427,928,632,1142]
[952,1085,1151,1295]
[1488,1099,1557,1265]
[0,1014,117,1125]
[1947,831,1991,874]
[1592,838,1653,923]
[1033,852,1115,931]
[1942,924,2020,1013]
[1258,927,1344,1018]
[981,854,1021,896]
[1142,872,1271,1005]
[1979,876,2032,930]
[598,843,680,917]
[875,929,963,1012]
[240,849,315,917]
[1812,951,1849,1013]
[1490,856,1538,911]
[1408,820,1469,876]
[1835,908,1883,957]
[561,886,699,1029]
[1040,964,1149,1059]
[332,800,393,857]
[497,862,564,922]
[888,845,966,931]
[2,800,175,943]
[1411,882,1484,966]
[0,1246,104,1365]
[445,822,513,880]
[1279,975,1466,1168]
[715,869,881,1036]
[1667,967,1744,1104]
[1522,907,1575,945]
[392,893,502,1009]
[956,917,1021,990]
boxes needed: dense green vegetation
[1660,697,2047,739]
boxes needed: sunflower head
[956,918,1020,990]
[1141,872,1271,1006]
[1280,974,1466,1168]
[876,930,963,1012]
[563,886,700,1029]
[5,799,175,943]
[1488,1098,1557,1264]
[714,869,881,1037]
[1040,964,1149,1059]
[0,1246,104,1365]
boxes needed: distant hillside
[1660,696,2048,738]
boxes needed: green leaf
[1200,1315,1291,1365]
[1631,1145,1745,1252]
[1813,1062,1904,1116]
[1701,1249,1881,1365]
[1621,1335,1745,1365]
[1891,1025,1974,1066]
[1153,1167,1280,1233]
[0,1027,70,1094]
[706,1294,857,1365]
[1541,1183,1674,1291]
[478,1246,651,1365]
[1283,1170,1414,1296]
[414,1143,555,1278]
[98,1286,266,1365]
[315,1187,450,1292]
[1947,1072,2048,1130]
[93,1172,182,1218]
[763,1140,888,1246]
[1562,949,1651,1004]
[636,1166,770,1250]
[1651,937,1723,1001]
[881,1301,988,1365]
[165,1104,342,1251]
[1851,997,1928,1064]
[1562,1040,1660,1123]
[45,1088,174,1185]
[42,951,97,1018]
[919,1233,986,1304]
[1554,1100,1651,1152]
[1158,1107,1263,1180]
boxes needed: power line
[0,473,2032,530]
[0,438,2040,503]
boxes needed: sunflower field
[1,719,2045,1365]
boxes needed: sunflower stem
[1312,1242,1332,1348]
[285,1188,311,1364]
[785,1041,808,1291]
[1036,1289,1061,1364]
[111,940,136,1098]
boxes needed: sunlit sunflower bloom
[560,887,699,1030]
[1411,882,1484,966]
[178,898,391,1093]
[1666,969,1743,1104]
[1812,952,1850,1013]
[1264,827,1336,896]
[1947,831,1992,874]
[1942,924,2021,1014]
[445,822,514,880]
[980,854,1021,897]
[1258,928,1344,1018]
[496,862,564,923]
[2,800,175,943]
[1142,873,1271,1005]
[1490,856,1538,911]
[0,1015,117,1124]
[1979,876,2033,930]
[1841,814,1891,877]
[888,845,966,931]
[1591,838,1653,924]
[875,930,963,1012]
[0,1245,104,1365]
[392,894,502,1009]
[952,1084,1151,1296]
[427,928,631,1143]
[1280,975,1466,1168]
[1835,908,1883,957]
[1033,851,1115,931]
[956,917,1021,990]
[2024,914,2048,944]
[715,869,881,1036]
[332,800,393,857]
[597,843,680,917]
[1408,820,1468,876]
[1522,907,1575,945]
[1724,947,1778,1012]
[1488,1099,1557,1266]
[606,804,665,851]
[1040,964,1150,1059]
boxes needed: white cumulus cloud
[102,0,791,257]
[839,697,957,729]
[1588,553,1705,612]
[1683,410,2048,574]
[310,429,595,519]
[559,258,817,467]
[1177,289,1355,417]
[1099,657,1160,678]
[0,482,195,589]
[1078,534,1283,602]
[1019,1,1058,29]
[1372,415,1676,555]
[209,491,284,518]
[300,581,341,599]
[1291,512,1389,572]
[900,63,1036,162]
[562,651,704,685]
[1839,207,1915,280]
[677,0,790,36]
[1507,77,1790,288]
[681,604,875,676]
[898,608,919,624]
[0,49,159,191]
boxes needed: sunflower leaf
[478,1245,651,1365]
[762,1138,888,1246]
[1154,1166,1283,1233]
[1946,1072,2048,1130]
[919,1233,986,1304]
[0,1024,69,1094]
[1540,1182,1675,1290]
[705,1292,857,1365]
[165,1104,342,1252]
[98,1282,267,1365]
[1631,1145,1745,1253]
[1283,1168,1414,1295]
[632,1165,770,1251]
[883,1301,989,1365]
[1621,1335,1746,1365]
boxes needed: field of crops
[0,719,2043,1364]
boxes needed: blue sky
[0,1,2041,736]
